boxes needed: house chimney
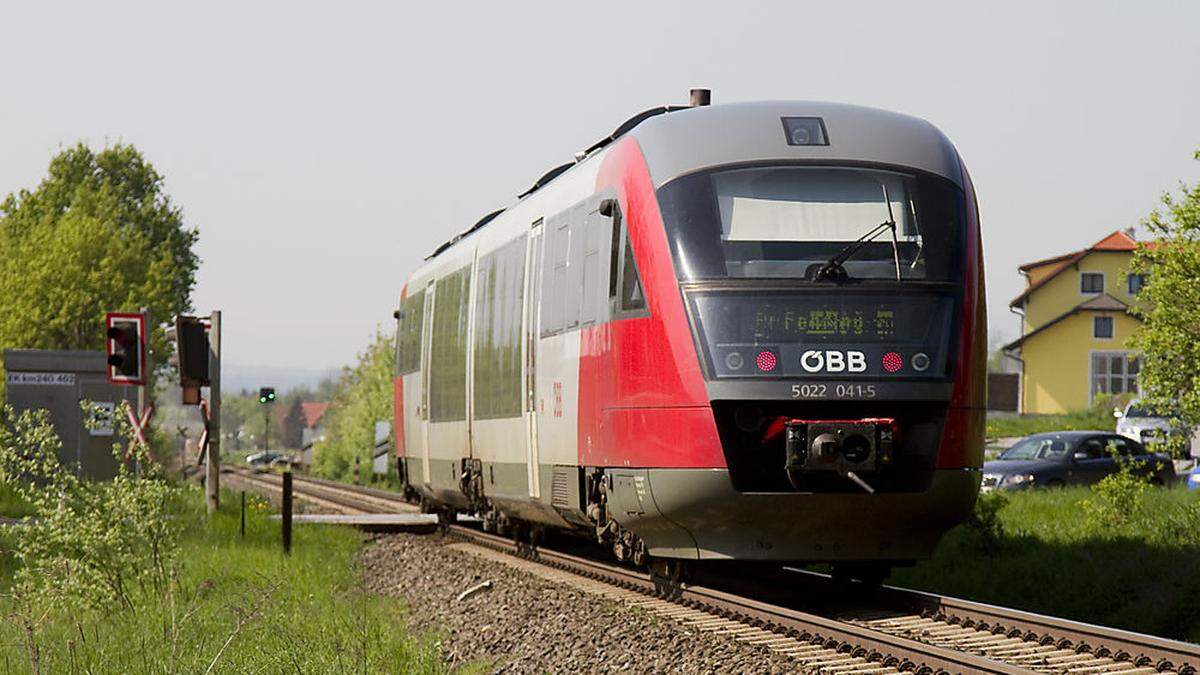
[690,88,711,107]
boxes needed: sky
[2,1,1198,377]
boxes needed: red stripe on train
[577,137,725,469]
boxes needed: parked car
[1116,399,1200,457]
[246,451,280,467]
[981,431,1173,492]
[269,455,299,469]
[1188,464,1200,492]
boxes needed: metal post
[205,310,222,515]
[281,471,293,554]
[138,306,150,422]
[263,405,270,453]
[136,306,150,476]
[240,490,246,539]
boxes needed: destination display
[688,292,955,379]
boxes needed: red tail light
[755,350,777,372]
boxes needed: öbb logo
[800,350,867,373]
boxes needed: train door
[419,279,435,484]
[524,220,544,498]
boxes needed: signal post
[165,310,221,514]
[206,311,221,514]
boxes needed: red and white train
[393,92,986,580]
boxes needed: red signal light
[755,350,777,372]
[882,351,903,373]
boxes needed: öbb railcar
[393,96,986,580]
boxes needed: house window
[1091,352,1139,399]
[1127,273,1147,295]
[1080,272,1104,294]
[1093,316,1114,339]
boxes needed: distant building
[297,401,329,465]
[1003,230,1145,414]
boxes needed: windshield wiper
[812,183,903,282]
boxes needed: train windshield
[657,166,966,282]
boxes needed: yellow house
[1003,230,1145,414]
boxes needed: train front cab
[592,118,986,567]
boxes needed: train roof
[627,100,964,189]
[424,99,965,262]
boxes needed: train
[392,90,986,582]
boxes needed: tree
[311,331,394,481]
[0,143,199,398]
[1128,149,1200,456]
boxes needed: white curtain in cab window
[716,169,916,242]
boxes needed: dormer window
[1080,272,1104,294]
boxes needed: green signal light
[259,396,267,403]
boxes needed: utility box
[4,349,138,480]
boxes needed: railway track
[226,467,1200,674]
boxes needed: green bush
[1079,456,1151,529]
[311,330,394,483]
[0,403,180,609]
[964,491,1008,552]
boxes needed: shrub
[0,402,182,672]
[965,490,1009,552]
[1079,454,1150,530]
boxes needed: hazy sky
[2,1,1198,373]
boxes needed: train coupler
[780,418,897,492]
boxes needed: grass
[986,408,1118,439]
[892,484,1200,642]
[0,482,34,519]
[985,394,1133,440]
[0,486,458,674]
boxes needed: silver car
[1115,399,1200,457]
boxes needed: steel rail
[854,572,1199,674]
[228,468,1199,673]
[452,525,1028,674]
[224,468,399,514]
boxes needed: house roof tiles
[300,402,329,429]
[1009,230,1138,308]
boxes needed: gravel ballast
[362,533,803,673]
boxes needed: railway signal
[257,386,275,453]
[105,312,146,385]
[165,315,210,405]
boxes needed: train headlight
[911,352,930,372]
[781,117,829,146]
[725,351,745,371]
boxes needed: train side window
[620,238,647,312]
[564,216,583,330]
[540,219,570,336]
[581,209,608,326]
[607,205,623,300]
[473,237,525,419]
[396,289,424,374]
[429,266,471,422]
